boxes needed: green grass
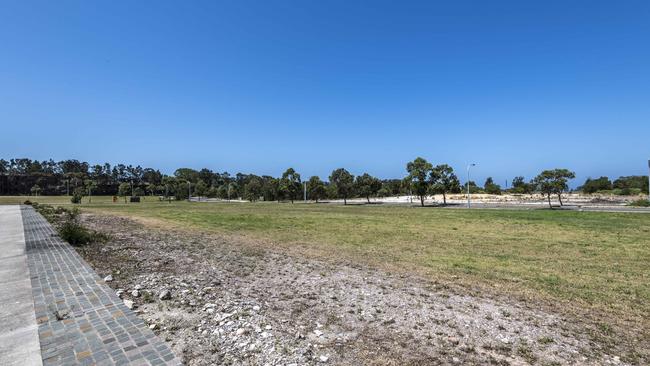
[0,195,160,205]
[5,196,650,323]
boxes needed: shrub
[580,176,612,194]
[23,200,33,205]
[71,188,83,204]
[56,208,109,246]
[612,187,641,196]
[628,199,650,207]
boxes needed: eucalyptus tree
[406,157,433,207]
[329,168,354,205]
[280,168,301,203]
[355,173,382,203]
[484,177,502,195]
[430,164,460,205]
[306,176,327,202]
[118,182,130,203]
[244,177,263,202]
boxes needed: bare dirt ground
[76,213,642,366]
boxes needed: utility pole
[467,163,476,208]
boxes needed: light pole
[467,163,476,208]
[303,181,307,202]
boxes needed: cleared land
[4,197,648,321]
[3,196,649,363]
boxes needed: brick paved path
[19,206,181,366]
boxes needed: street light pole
[467,163,476,208]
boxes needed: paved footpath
[1,205,181,366]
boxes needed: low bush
[23,200,33,205]
[33,204,109,246]
[71,189,83,204]
[613,188,642,196]
[58,208,92,245]
[628,199,650,207]
[57,208,109,246]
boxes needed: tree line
[1,157,647,208]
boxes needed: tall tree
[280,168,301,203]
[580,176,612,194]
[511,176,534,194]
[484,177,502,195]
[329,168,354,205]
[244,177,263,202]
[194,180,209,199]
[430,164,460,205]
[118,182,130,203]
[406,157,433,207]
[355,173,382,203]
[306,176,327,203]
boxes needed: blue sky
[1,1,649,186]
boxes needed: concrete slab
[0,205,42,366]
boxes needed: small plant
[516,341,538,363]
[538,336,554,345]
[23,200,33,205]
[142,291,154,303]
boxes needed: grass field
[3,195,649,325]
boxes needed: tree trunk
[557,193,563,206]
[344,197,347,205]
[367,196,370,204]
[420,195,424,207]
[443,192,447,205]
[547,193,552,208]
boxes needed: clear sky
[1,1,649,186]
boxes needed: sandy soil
[75,213,644,365]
